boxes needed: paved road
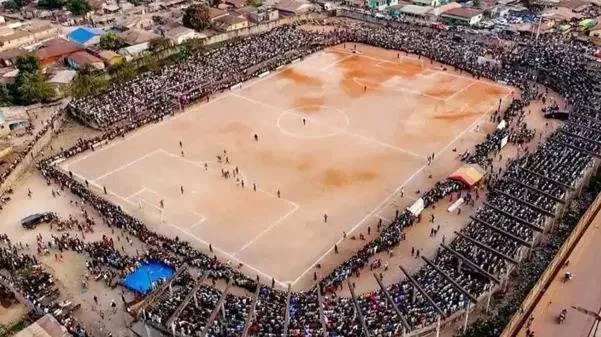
[518,212,601,337]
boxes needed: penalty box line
[125,187,208,229]
[94,150,295,287]
[165,221,289,288]
[74,174,288,288]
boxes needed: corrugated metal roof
[49,70,77,84]
[400,4,432,15]
[13,315,70,337]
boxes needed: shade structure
[449,164,486,187]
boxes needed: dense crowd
[0,234,88,336]
[8,12,598,337]
[68,26,326,130]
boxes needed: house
[1,68,18,84]
[236,6,279,22]
[115,15,154,30]
[36,38,84,66]
[161,0,189,8]
[89,13,119,26]
[49,69,77,85]
[441,7,483,25]
[164,26,202,44]
[48,69,77,95]
[118,29,160,45]
[102,3,120,13]
[67,50,105,70]
[275,0,314,15]
[429,1,461,16]
[413,0,438,7]
[0,48,26,67]
[0,107,29,137]
[248,7,279,22]
[398,4,432,16]
[0,24,59,52]
[97,49,125,65]
[67,26,104,46]
[13,314,70,337]
[368,0,398,10]
[215,14,249,31]
[123,5,147,15]
[119,43,150,59]
[209,7,229,21]
[225,0,247,8]
[234,5,257,17]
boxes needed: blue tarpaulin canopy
[67,27,104,45]
[121,261,175,294]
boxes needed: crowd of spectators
[11,13,600,337]
[0,234,88,336]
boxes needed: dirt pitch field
[60,44,513,290]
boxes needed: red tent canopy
[449,164,486,187]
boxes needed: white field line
[291,163,429,286]
[351,77,444,102]
[231,92,426,160]
[63,55,296,172]
[444,82,477,102]
[164,222,288,287]
[94,149,162,181]
[232,202,300,257]
[320,53,355,71]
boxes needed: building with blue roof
[67,27,105,46]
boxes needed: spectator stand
[164,272,207,334]
[241,285,261,337]
[398,265,444,337]
[373,273,412,337]
[347,280,372,337]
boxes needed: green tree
[139,54,159,72]
[108,61,137,83]
[70,72,108,97]
[248,0,262,7]
[12,54,54,104]
[3,0,30,11]
[15,53,41,74]
[15,71,54,104]
[181,38,204,53]
[0,84,12,106]
[149,37,172,53]
[67,0,91,15]
[38,0,64,9]
[99,32,125,50]
[3,0,19,10]
[182,4,211,30]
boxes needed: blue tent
[67,27,104,45]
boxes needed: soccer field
[61,43,512,290]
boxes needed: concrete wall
[0,108,66,192]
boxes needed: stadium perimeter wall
[0,106,67,192]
